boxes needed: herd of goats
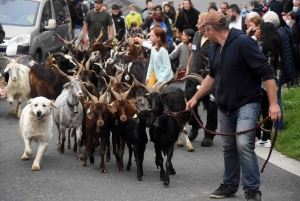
[0,29,210,186]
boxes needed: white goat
[54,78,84,160]
[3,56,31,117]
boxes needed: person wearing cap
[83,0,113,43]
[186,11,280,201]
[125,4,143,29]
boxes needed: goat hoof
[177,143,184,147]
[11,108,17,116]
[169,169,176,175]
[127,165,131,171]
[66,143,71,149]
[160,175,164,181]
[105,157,110,162]
[82,160,87,166]
[118,167,123,171]
[163,179,170,186]
[100,168,106,173]
[89,156,94,164]
[78,154,83,161]
[188,148,194,152]
[137,176,142,181]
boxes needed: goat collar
[67,100,79,115]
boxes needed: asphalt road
[0,97,299,201]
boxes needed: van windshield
[0,0,39,26]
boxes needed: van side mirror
[44,19,56,30]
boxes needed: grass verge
[275,86,300,161]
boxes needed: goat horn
[116,66,128,83]
[95,27,104,42]
[180,73,204,84]
[50,64,73,81]
[1,56,12,63]
[99,79,112,103]
[57,34,69,44]
[70,36,78,44]
[123,80,135,100]
[111,88,123,100]
[71,57,84,79]
[131,75,152,93]
[15,55,31,64]
[89,70,99,78]
[85,55,91,70]
[80,80,99,103]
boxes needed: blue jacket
[208,28,274,114]
[277,27,296,85]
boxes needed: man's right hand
[83,37,88,44]
[185,97,197,111]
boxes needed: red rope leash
[163,107,279,173]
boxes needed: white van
[0,0,72,62]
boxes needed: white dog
[19,97,57,171]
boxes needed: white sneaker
[264,140,271,148]
[255,139,265,146]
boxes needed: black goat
[145,92,181,186]
[125,110,152,181]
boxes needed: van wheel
[34,51,41,62]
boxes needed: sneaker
[264,139,271,148]
[255,139,265,147]
[201,137,213,147]
[246,190,261,201]
[210,183,236,199]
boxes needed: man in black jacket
[68,0,84,39]
[186,11,280,201]
[269,0,285,26]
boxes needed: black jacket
[208,28,274,114]
[111,13,126,41]
[189,32,211,75]
[175,7,200,32]
[68,0,84,29]
[269,0,285,26]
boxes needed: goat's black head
[137,109,152,127]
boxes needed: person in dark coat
[175,0,200,36]
[185,13,217,147]
[250,0,263,16]
[269,0,285,26]
[111,4,126,41]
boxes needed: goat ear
[63,82,70,89]
[86,106,94,120]
[50,101,58,109]
[143,93,149,98]
[4,66,11,73]
[106,102,117,113]
[127,100,138,116]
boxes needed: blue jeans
[218,103,261,196]
[274,86,283,131]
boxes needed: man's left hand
[269,104,281,122]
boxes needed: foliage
[275,86,300,161]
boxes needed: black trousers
[256,89,272,141]
[186,79,218,139]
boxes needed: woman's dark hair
[152,13,163,22]
[154,5,162,11]
[289,11,299,24]
[208,5,218,11]
[183,29,195,43]
[260,22,285,71]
